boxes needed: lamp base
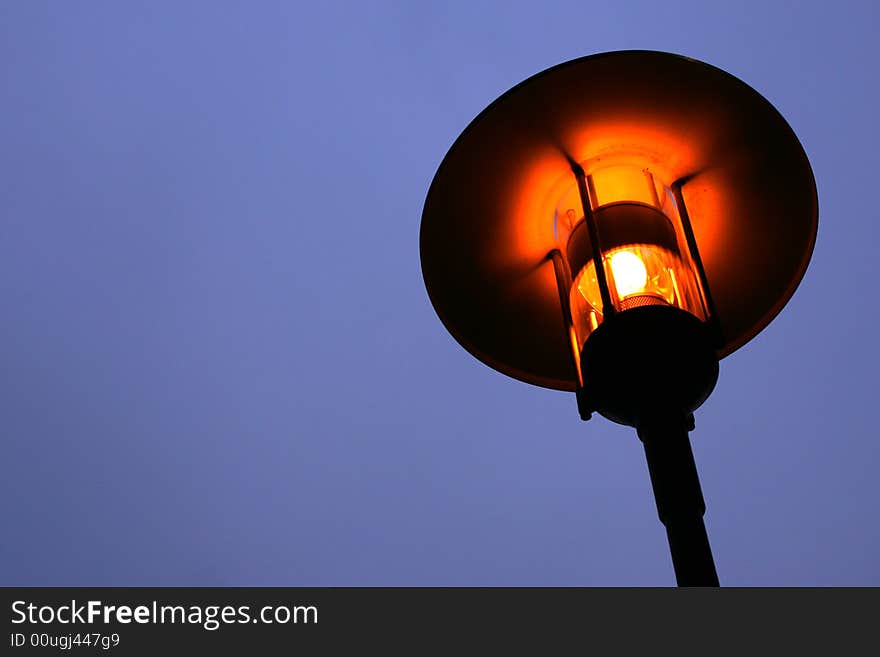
[579,305,718,427]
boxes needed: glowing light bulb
[573,245,677,316]
[610,250,648,297]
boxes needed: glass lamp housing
[554,163,711,355]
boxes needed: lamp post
[420,51,817,586]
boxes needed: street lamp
[420,51,817,586]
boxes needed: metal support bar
[571,163,615,317]
[550,249,580,381]
[670,182,723,346]
[637,414,719,587]
[550,249,592,421]
[550,249,575,331]
[645,169,662,209]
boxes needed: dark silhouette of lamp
[420,51,817,586]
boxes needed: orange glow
[564,120,699,190]
[509,122,704,265]
[508,148,572,265]
[589,165,660,207]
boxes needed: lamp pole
[639,414,718,586]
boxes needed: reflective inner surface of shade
[420,50,818,391]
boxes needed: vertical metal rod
[571,163,615,317]
[550,249,582,387]
[550,249,592,420]
[644,170,662,209]
[637,414,719,587]
[586,174,600,210]
[671,182,722,344]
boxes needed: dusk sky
[2,1,878,586]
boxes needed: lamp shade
[420,50,817,391]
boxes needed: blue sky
[1,1,878,585]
